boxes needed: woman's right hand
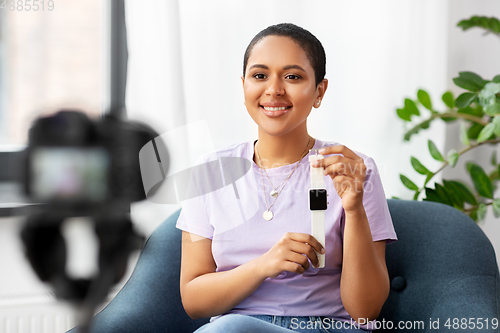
[257,232,325,278]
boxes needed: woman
[176,23,397,333]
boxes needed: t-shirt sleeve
[362,156,397,244]
[175,155,215,240]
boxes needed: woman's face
[242,35,327,138]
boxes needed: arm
[314,145,390,322]
[179,231,267,320]
[179,231,324,320]
[340,207,389,322]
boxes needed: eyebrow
[248,64,307,72]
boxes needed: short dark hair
[243,23,326,87]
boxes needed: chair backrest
[378,199,500,332]
[75,200,499,332]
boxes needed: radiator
[0,288,117,333]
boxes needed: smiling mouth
[260,105,291,118]
[261,106,292,111]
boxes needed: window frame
[0,9,7,145]
[0,1,127,184]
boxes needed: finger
[318,145,362,161]
[282,261,306,275]
[332,175,354,187]
[332,175,365,195]
[285,232,325,255]
[311,155,352,168]
[287,252,310,271]
[289,242,320,268]
[322,161,358,178]
[313,157,366,179]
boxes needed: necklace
[255,136,312,221]
[256,136,312,198]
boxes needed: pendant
[270,189,279,198]
[263,210,273,221]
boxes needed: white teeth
[263,106,288,111]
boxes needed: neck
[254,130,314,169]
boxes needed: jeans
[194,314,370,333]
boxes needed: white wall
[125,0,452,235]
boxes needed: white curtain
[124,0,450,233]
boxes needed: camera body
[22,110,158,216]
[19,110,162,309]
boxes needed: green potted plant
[396,16,500,222]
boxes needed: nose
[265,76,285,96]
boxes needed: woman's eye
[286,74,301,80]
[253,73,266,80]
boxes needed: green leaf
[458,17,477,30]
[492,199,500,218]
[457,107,474,115]
[442,180,464,208]
[477,122,496,143]
[493,116,500,137]
[417,90,432,111]
[423,173,434,187]
[473,104,485,117]
[469,208,478,222]
[397,108,411,121]
[457,16,498,33]
[460,71,489,86]
[441,116,457,123]
[478,87,497,107]
[423,187,442,204]
[466,162,474,174]
[428,140,444,162]
[404,120,432,141]
[468,123,484,140]
[454,77,480,91]
[391,196,401,200]
[455,92,477,108]
[412,190,420,200]
[447,149,459,167]
[492,150,498,166]
[434,183,452,207]
[460,122,470,146]
[489,17,500,33]
[479,17,490,29]
[483,82,500,94]
[477,203,487,222]
[411,156,431,175]
[468,163,494,199]
[489,168,499,181]
[484,103,500,116]
[453,72,488,92]
[444,180,477,205]
[493,75,500,83]
[405,99,420,116]
[442,91,455,108]
[400,174,419,191]
[457,19,472,30]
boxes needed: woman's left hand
[311,145,366,212]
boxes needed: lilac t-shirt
[176,138,397,325]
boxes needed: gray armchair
[69,200,500,332]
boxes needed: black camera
[19,109,165,332]
[22,109,162,213]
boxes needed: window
[0,1,104,146]
[0,10,6,143]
